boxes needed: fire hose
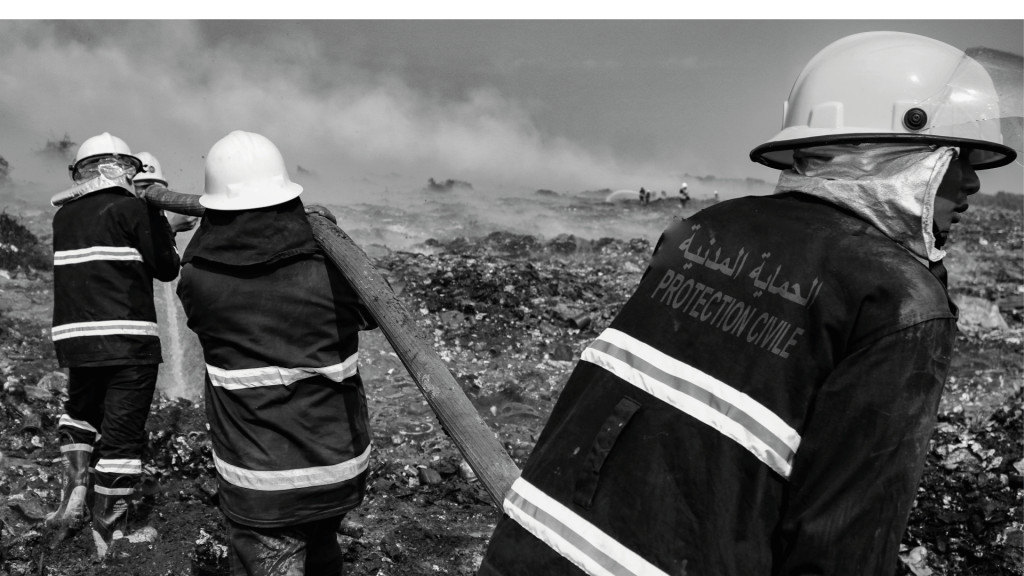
[136,185,520,509]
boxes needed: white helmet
[133,152,167,186]
[751,31,1020,170]
[69,132,143,181]
[200,130,303,210]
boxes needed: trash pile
[903,395,1023,575]
[0,212,50,279]
[899,203,1024,575]
[946,204,1024,328]
[379,231,649,367]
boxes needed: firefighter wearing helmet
[133,152,198,235]
[175,131,378,574]
[477,31,1020,576]
[133,151,167,188]
[47,133,181,558]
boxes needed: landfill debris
[899,545,935,576]
[127,525,159,543]
[955,295,1010,331]
[0,204,1021,575]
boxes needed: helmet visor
[752,44,1022,170]
[962,47,1023,167]
[916,48,1022,167]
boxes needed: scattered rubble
[0,212,50,279]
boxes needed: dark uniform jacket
[176,199,377,528]
[479,192,957,576]
[51,188,179,367]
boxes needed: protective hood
[50,173,135,207]
[181,197,319,267]
[774,143,956,262]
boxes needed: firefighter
[133,151,199,235]
[678,181,690,207]
[477,31,1020,576]
[47,133,181,558]
[175,130,378,575]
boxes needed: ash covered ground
[0,197,1021,576]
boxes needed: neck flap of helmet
[51,172,136,207]
[774,143,956,263]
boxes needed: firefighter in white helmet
[46,133,181,558]
[477,31,1020,576]
[678,181,690,208]
[175,131,377,575]
[134,152,198,235]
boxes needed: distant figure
[134,152,199,235]
[713,190,720,203]
[639,186,648,205]
[679,181,690,207]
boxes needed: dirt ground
[0,198,1021,576]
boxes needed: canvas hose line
[135,184,521,507]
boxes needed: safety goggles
[69,156,139,183]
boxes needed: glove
[166,212,199,233]
[304,204,338,224]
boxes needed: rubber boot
[44,439,92,542]
[86,446,100,512]
[86,469,96,515]
[91,489,130,559]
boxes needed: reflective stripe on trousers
[95,458,142,475]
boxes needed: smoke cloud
[0,21,671,205]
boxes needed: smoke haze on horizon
[0,21,670,204]
[0,20,1020,207]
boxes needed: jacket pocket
[572,396,641,509]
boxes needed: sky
[0,16,1021,207]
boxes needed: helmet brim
[750,134,1017,171]
[198,182,304,211]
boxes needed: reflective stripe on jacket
[177,250,377,528]
[51,189,179,367]
[479,192,957,576]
